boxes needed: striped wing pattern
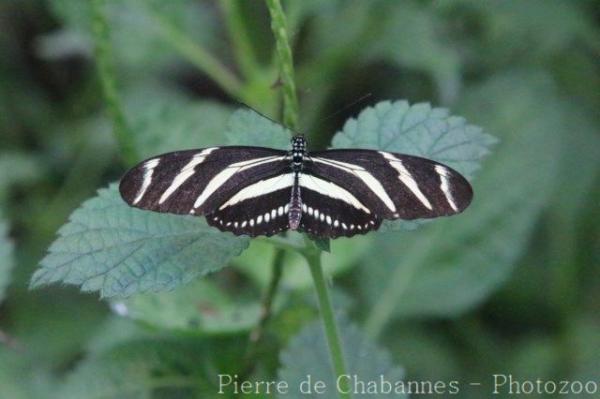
[301,150,472,237]
[119,141,473,238]
[119,147,291,236]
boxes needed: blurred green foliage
[0,0,598,398]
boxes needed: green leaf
[332,100,496,232]
[114,278,264,334]
[448,0,597,64]
[0,221,14,303]
[48,0,218,71]
[367,2,462,103]
[0,153,42,204]
[362,71,563,330]
[233,235,373,290]
[278,316,406,398]
[30,184,249,297]
[225,108,292,149]
[125,86,234,158]
[58,338,229,399]
[0,347,57,399]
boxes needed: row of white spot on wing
[301,204,375,231]
[133,158,160,204]
[212,204,290,229]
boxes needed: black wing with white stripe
[119,137,473,239]
[301,149,472,236]
[119,147,291,236]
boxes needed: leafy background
[1,0,599,398]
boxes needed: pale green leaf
[233,235,373,290]
[125,87,233,158]
[114,278,264,334]
[58,338,227,399]
[30,184,249,297]
[225,108,292,149]
[0,221,14,303]
[278,316,406,398]
[362,71,563,329]
[332,100,496,232]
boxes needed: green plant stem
[220,0,260,79]
[90,0,137,165]
[265,0,300,131]
[139,4,244,102]
[303,247,351,399]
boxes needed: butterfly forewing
[306,149,472,221]
[119,147,288,217]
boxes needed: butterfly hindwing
[298,176,381,238]
[119,147,289,216]
[306,149,472,221]
[206,184,292,237]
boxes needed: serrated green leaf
[362,71,563,328]
[59,338,229,399]
[0,221,14,303]
[277,316,406,399]
[30,184,249,297]
[114,278,264,334]
[225,108,292,149]
[332,100,496,232]
[233,235,373,291]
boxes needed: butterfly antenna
[234,101,303,137]
[317,92,373,125]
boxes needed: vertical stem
[304,248,351,399]
[265,0,300,131]
[90,0,137,165]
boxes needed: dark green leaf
[30,184,249,297]
[114,278,264,334]
[58,338,229,399]
[0,221,13,303]
[278,316,406,398]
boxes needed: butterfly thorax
[288,136,306,230]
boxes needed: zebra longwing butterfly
[119,136,473,238]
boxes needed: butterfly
[119,135,472,238]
